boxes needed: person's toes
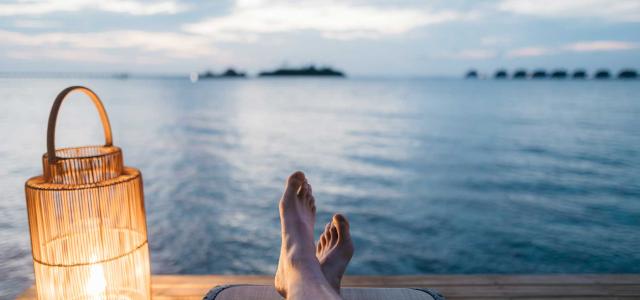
[329,224,339,247]
[298,181,309,198]
[332,214,350,242]
[320,223,331,247]
[333,213,347,225]
[285,171,305,197]
[309,195,316,212]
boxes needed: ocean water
[1,78,639,298]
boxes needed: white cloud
[6,49,120,63]
[0,30,218,59]
[447,49,497,60]
[563,41,639,52]
[498,0,640,22]
[0,0,187,16]
[507,47,553,58]
[183,0,473,41]
[12,19,60,29]
[507,41,639,58]
[481,36,511,46]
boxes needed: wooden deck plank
[16,274,640,300]
[149,274,640,286]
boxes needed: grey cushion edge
[202,285,446,300]
[412,288,445,300]
[203,284,246,300]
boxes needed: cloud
[480,36,511,46]
[498,0,640,22]
[507,47,553,58]
[0,0,187,16]
[6,49,121,63]
[563,41,639,52]
[0,30,218,60]
[446,49,498,60]
[183,0,474,41]
[12,19,61,29]
[507,41,639,58]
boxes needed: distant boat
[550,69,568,79]
[513,69,527,79]
[617,69,638,79]
[572,70,587,79]
[594,69,611,79]
[465,70,479,79]
[494,69,508,79]
[532,70,547,79]
[259,65,345,77]
[199,68,246,79]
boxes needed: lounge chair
[204,285,445,299]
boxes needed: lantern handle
[47,86,113,163]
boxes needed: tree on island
[222,69,244,77]
[199,68,246,79]
[258,65,345,77]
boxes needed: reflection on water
[1,78,639,298]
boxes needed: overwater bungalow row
[465,69,638,80]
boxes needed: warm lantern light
[25,86,151,300]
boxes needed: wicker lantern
[24,86,151,300]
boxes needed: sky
[0,0,639,77]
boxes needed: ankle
[284,237,316,258]
[286,272,340,300]
[287,251,320,270]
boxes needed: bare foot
[317,214,355,294]
[275,172,339,299]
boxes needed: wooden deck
[17,274,640,299]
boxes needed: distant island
[618,69,638,79]
[594,69,611,79]
[513,69,527,79]
[494,69,508,79]
[550,69,568,79]
[531,69,547,79]
[199,68,246,79]
[572,70,587,79]
[465,70,478,79]
[259,65,345,77]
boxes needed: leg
[275,171,342,300]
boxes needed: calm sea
[1,78,639,298]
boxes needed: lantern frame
[25,86,151,300]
